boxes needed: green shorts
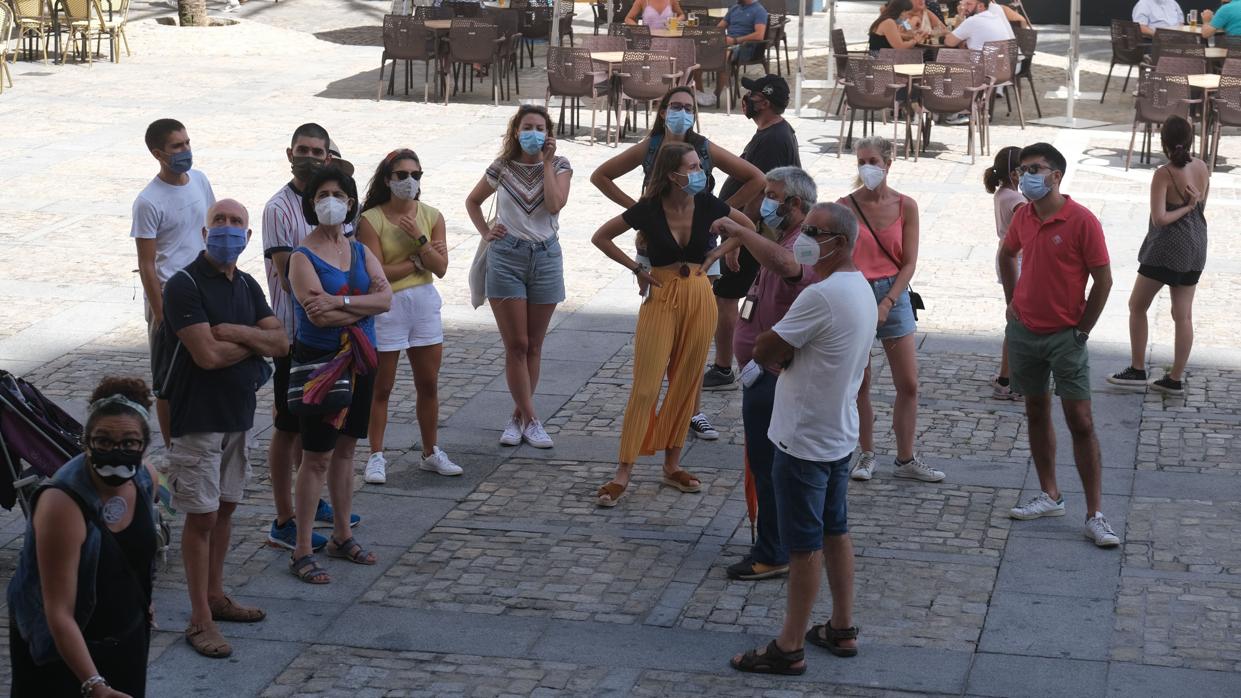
[1005,320,1092,401]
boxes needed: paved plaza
[2,1,1241,696]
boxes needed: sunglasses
[800,225,840,239]
[391,170,423,181]
[667,103,695,114]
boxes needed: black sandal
[729,639,806,675]
[806,620,859,657]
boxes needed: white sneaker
[364,452,387,484]
[500,416,522,446]
[1084,513,1121,547]
[695,90,717,107]
[1010,492,1066,520]
[850,451,875,481]
[522,419,554,449]
[893,454,945,482]
[420,446,463,476]
[689,413,719,440]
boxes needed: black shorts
[1138,264,1201,287]
[712,246,761,299]
[293,344,374,453]
[272,351,299,434]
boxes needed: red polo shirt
[1002,196,1109,335]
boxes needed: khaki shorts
[1005,320,1092,401]
[167,431,250,514]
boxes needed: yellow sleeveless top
[361,202,439,292]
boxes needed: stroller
[0,371,172,560]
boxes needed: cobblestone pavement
[2,0,1241,696]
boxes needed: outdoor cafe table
[1188,73,1220,157]
[424,19,453,31]
[894,64,925,158]
[650,27,684,37]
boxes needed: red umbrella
[743,435,757,543]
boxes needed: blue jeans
[772,450,853,552]
[741,370,787,566]
[485,235,566,304]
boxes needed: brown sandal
[209,596,266,623]
[596,481,627,507]
[327,536,377,565]
[806,620,859,657]
[290,554,331,584]
[661,469,702,493]
[185,623,232,659]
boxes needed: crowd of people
[5,67,1212,693]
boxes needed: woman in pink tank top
[624,0,686,30]
[837,137,943,485]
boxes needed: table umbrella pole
[1029,0,1108,128]
[795,0,806,114]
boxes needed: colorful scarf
[302,325,378,429]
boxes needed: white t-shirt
[952,5,1014,50]
[768,271,877,463]
[130,170,215,285]
[484,156,572,242]
[262,183,313,344]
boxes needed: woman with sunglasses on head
[356,149,461,486]
[591,142,754,507]
[838,136,943,485]
[984,146,1027,400]
[465,105,572,450]
[8,377,159,698]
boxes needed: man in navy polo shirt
[162,199,288,659]
[720,0,769,65]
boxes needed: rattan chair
[1014,26,1041,117]
[1102,19,1146,103]
[916,61,986,163]
[877,48,923,65]
[99,0,131,62]
[615,50,676,144]
[62,0,108,65]
[936,47,979,65]
[830,28,867,116]
[582,35,625,52]
[444,0,483,17]
[682,27,730,114]
[1155,55,1207,76]
[13,0,52,64]
[612,23,651,50]
[651,36,698,86]
[1127,72,1197,170]
[0,3,13,94]
[771,13,791,75]
[415,5,452,19]
[982,39,1024,137]
[838,57,901,157]
[546,45,609,144]
[446,19,507,105]
[1209,74,1241,169]
[1222,57,1241,76]
[379,15,445,102]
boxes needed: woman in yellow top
[356,149,462,484]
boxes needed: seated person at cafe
[624,0,687,29]
[1133,0,1189,36]
[1205,3,1241,38]
[719,0,769,64]
[944,0,1013,49]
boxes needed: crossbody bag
[849,194,925,319]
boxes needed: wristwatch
[342,296,352,307]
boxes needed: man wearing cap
[705,74,801,392]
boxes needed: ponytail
[1160,115,1194,168]
[985,146,1022,194]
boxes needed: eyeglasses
[392,171,423,181]
[88,436,144,452]
[667,103,695,114]
[1018,164,1054,175]
[799,225,839,239]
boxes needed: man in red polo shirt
[999,142,1121,548]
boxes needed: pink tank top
[642,1,674,29]
[851,196,905,281]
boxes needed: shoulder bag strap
[849,194,903,270]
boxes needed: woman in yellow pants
[591,142,755,507]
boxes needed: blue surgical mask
[167,150,193,175]
[518,130,546,155]
[1019,171,1051,201]
[680,169,707,196]
[205,225,248,264]
[760,197,785,230]
[664,109,694,136]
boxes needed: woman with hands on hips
[591,142,753,507]
[464,105,572,451]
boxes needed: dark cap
[327,139,355,178]
[741,74,790,109]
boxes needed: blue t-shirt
[1212,3,1241,36]
[724,0,768,38]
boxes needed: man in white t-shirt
[945,0,1014,50]
[730,202,877,675]
[131,118,215,445]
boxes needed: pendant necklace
[102,496,128,526]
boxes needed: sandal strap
[666,470,699,486]
[824,622,859,640]
[290,554,327,578]
[765,639,804,662]
[597,482,626,499]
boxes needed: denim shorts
[771,449,853,552]
[870,275,917,340]
[486,235,566,305]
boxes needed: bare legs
[369,344,443,457]
[182,501,237,627]
[268,429,300,525]
[1168,285,1195,381]
[713,297,737,370]
[367,351,402,455]
[856,335,919,461]
[293,436,367,577]
[1127,275,1197,382]
[1025,393,1103,516]
[490,299,557,425]
[1126,275,1162,372]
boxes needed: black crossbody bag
[850,194,925,319]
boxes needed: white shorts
[375,284,444,352]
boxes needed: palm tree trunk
[178,0,209,27]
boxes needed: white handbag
[468,236,490,309]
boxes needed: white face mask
[793,234,839,265]
[859,164,886,191]
[391,177,420,201]
[314,196,348,226]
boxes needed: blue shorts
[870,276,917,341]
[772,450,853,552]
[486,235,566,305]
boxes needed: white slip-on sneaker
[522,419,554,449]
[420,446,463,476]
[500,416,523,446]
[850,451,876,481]
[1085,513,1121,547]
[364,452,387,484]
[893,454,945,482]
[1010,492,1066,520]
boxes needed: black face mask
[89,448,142,486]
[290,156,325,183]
[742,96,760,120]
